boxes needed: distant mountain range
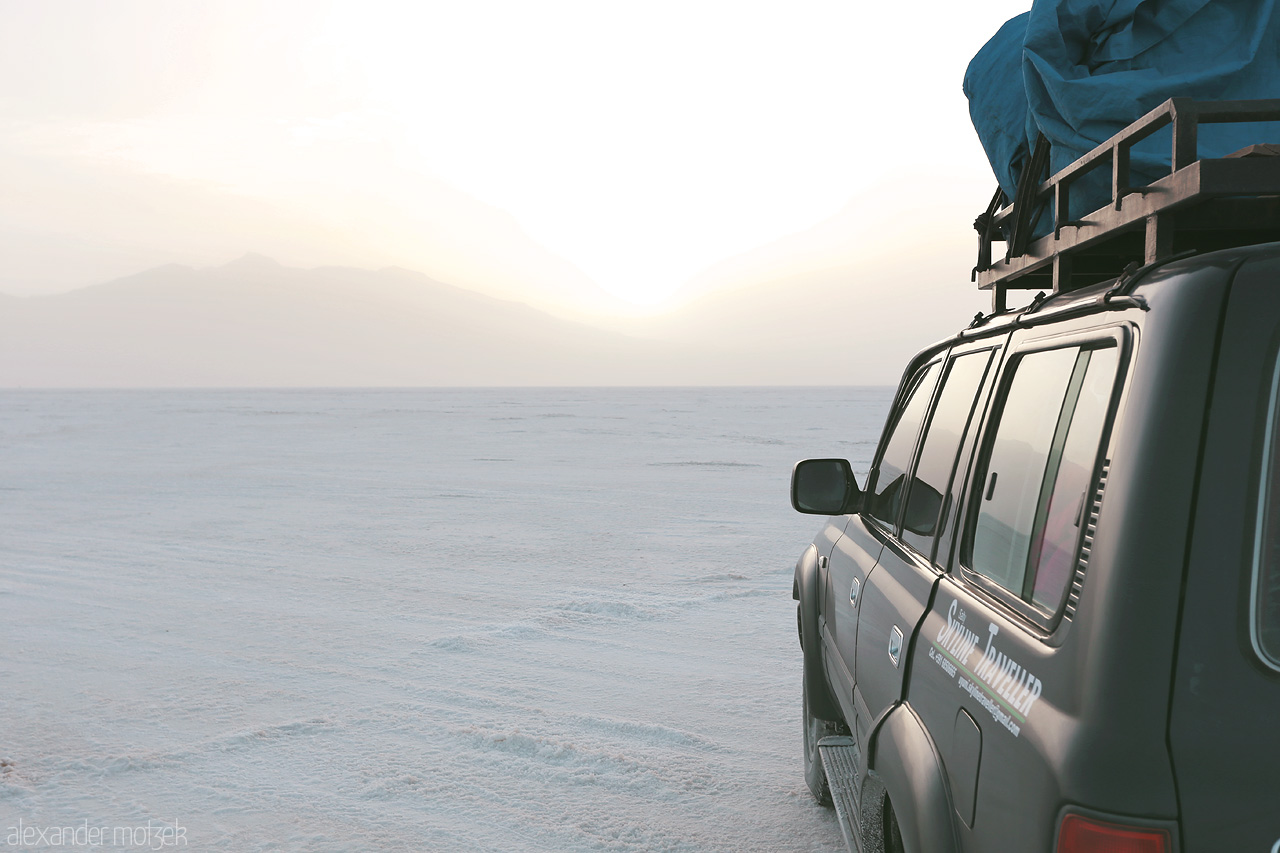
[0,252,987,386]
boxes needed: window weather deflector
[973,98,1280,313]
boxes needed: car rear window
[1252,356,1280,669]
[966,344,1119,617]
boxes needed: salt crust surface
[0,388,889,851]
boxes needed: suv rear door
[1173,251,1280,851]
[910,327,1128,849]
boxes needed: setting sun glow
[2,0,1028,314]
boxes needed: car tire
[883,796,905,853]
[803,676,843,806]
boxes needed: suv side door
[909,328,1128,849]
[823,359,942,746]
[853,341,1000,775]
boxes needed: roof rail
[973,98,1280,313]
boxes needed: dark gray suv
[789,99,1280,853]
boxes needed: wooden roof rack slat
[974,98,1280,312]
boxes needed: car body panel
[791,245,1280,851]
[824,516,884,739]
[1171,250,1280,851]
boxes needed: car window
[1253,355,1280,670]
[901,349,994,558]
[866,360,942,529]
[967,344,1118,616]
[1028,349,1117,610]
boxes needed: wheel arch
[866,702,960,853]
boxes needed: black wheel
[803,676,843,806]
[883,795,905,853]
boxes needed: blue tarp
[965,0,1280,220]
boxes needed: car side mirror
[791,458,862,515]
[901,478,944,536]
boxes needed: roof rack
[974,98,1280,313]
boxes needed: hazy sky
[0,0,1030,313]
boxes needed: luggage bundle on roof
[966,1,1280,311]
